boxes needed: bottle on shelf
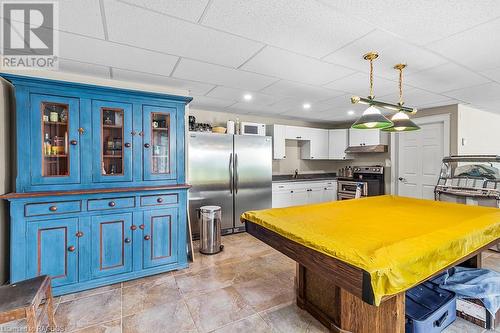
[44,133,52,156]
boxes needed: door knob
[144,235,151,240]
[68,246,75,252]
[124,238,131,243]
[144,143,150,148]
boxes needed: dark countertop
[272,173,337,182]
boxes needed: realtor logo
[1,1,59,69]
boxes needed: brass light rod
[351,95,417,114]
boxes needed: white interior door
[396,116,449,199]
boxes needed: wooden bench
[0,275,56,332]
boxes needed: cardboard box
[456,298,500,329]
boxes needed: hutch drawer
[25,200,82,217]
[87,196,135,211]
[140,194,178,206]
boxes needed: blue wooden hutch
[1,74,192,295]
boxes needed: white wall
[0,78,13,283]
[457,105,500,155]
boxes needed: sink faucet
[293,169,299,179]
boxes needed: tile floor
[1,233,499,333]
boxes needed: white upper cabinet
[348,128,388,146]
[285,125,311,140]
[301,128,329,160]
[266,124,286,159]
[328,129,350,160]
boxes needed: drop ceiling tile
[379,88,452,108]
[327,0,500,45]
[59,0,105,38]
[418,100,460,110]
[426,18,500,72]
[112,69,215,95]
[259,80,344,101]
[405,63,490,93]
[324,72,398,97]
[471,102,500,115]
[173,59,278,91]
[313,95,366,113]
[58,58,110,79]
[268,98,311,113]
[206,86,282,106]
[241,47,354,86]
[481,66,500,83]
[190,95,236,110]
[227,102,280,115]
[118,0,210,22]
[202,0,372,58]
[59,32,178,76]
[443,82,500,104]
[322,29,448,78]
[104,0,263,68]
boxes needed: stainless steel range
[337,166,385,200]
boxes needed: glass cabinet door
[92,100,133,182]
[143,105,177,181]
[30,94,80,185]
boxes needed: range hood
[345,145,388,153]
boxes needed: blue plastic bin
[405,281,456,333]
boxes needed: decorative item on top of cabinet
[0,74,192,296]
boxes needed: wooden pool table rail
[245,219,499,332]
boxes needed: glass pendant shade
[381,111,420,132]
[351,106,393,129]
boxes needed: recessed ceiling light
[243,94,252,101]
[303,103,311,110]
[347,110,355,116]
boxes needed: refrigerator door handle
[229,153,233,194]
[235,153,239,194]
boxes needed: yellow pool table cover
[241,195,500,305]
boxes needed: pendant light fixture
[351,52,393,129]
[382,64,420,132]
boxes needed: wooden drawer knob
[76,231,84,237]
[157,197,163,203]
[124,238,131,243]
[124,142,131,148]
[144,235,151,241]
[68,246,75,252]
[70,140,78,145]
[139,224,145,230]
[130,225,137,231]
[144,143,150,148]
[49,206,57,212]
[108,201,116,207]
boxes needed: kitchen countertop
[272,173,337,182]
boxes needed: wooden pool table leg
[296,264,405,333]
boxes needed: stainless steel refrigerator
[188,132,272,237]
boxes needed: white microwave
[240,122,266,136]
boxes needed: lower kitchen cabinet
[26,218,79,287]
[272,180,337,208]
[8,188,189,295]
[91,213,134,278]
[143,208,178,268]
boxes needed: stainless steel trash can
[199,205,224,255]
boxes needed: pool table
[242,195,500,333]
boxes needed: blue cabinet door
[142,105,177,181]
[30,94,81,185]
[26,218,78,287]
[143,208,178,268]
[91,213,133,278]
[91,100,133,182]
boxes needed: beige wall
[0,77,13,284]
[414,104,459,154]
